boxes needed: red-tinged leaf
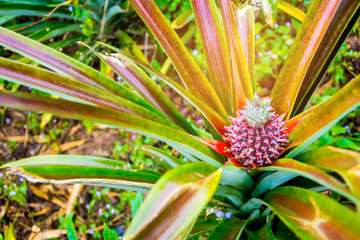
[0,27,151,109]
[0,91,225,167]
[265,186,360,240]
[271,0,342,118]
[292,1,360,115]
[124,162,222,240]
[192,136,232,158]
[171,9,194,29]
[81,43,197,135]
[218,0,249,110]
[235,5,255,92]
[207,217,247,240]
[296,146,360,200]
[2,155,160,192]
[258,158,360,206]
[0,57,173,126]
[128,0,227,116]
[287,75,360,157]
[278,0,306,22]
[98,42,231,135]
[161,24,197,75]
[191,0,234,114]
[284,107,313,134]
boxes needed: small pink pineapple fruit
[223,94,289,168]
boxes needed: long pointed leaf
[191,0,234,113]
[2,155,160,192]
[0,91,224,167]
[265,186,360,240]
[258,158,360,206]
[128,0,227,116]
[296,146,360,199]
[0,57,175,127]
[235,5,255,93]
[87,48,197,135]
[293,1,360,115]
[98,42,230,135]
[0,27,154,111]
[271,0,342,117]
[287,75,360,157]
[278,0,306,22]
[124,162,222,240]
[207,217,247,240]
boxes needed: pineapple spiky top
[223,94,289,168]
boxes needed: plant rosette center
[223,94,289,168]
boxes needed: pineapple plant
[0,0,360,239]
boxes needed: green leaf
[130,192,143,217]
[207,217,247,240]
[2,155,160,192]
[124,162,222,240]
[0,57,172,126]
[246,223,276,240]
[0,27,155,111]
[221,163,254,192]
[0,91,224,167]
[258,158,360,206]
[64,213,79,240]
[296,146,360,201]
[81,43,197,134]
[271,0,343,117]
[171,9,194,29]
[265,186,360,240]
[103,224,118,240]
[191,0,234,113]
[4,223,16,240]
[287,75,360,156]
[189,219,219,238]
[140,145,183,169]
[97,42,230,135]
[277,0,306,22]
[293,1,360,115]
[234,5,255,95]
[128,0,227,117]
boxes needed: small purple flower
[286,21,292,27]
[5,118,10,124]
[0,173,3,178]
[98,209,103,216]
[111,208,116,215]
[96,191,101,197]
[267,50,272,55]
[258,52,263,58]
[256,34,260,39]
[28,87,32,91]
[183,157,188,162]
[225,212,232,219]
[86,204,90,209]
[192,49,198,56]
[89,229,94,235]
[345,125,351,133]
[106,203,111,209]
[9,191,16,197]
[274,23,279,28]
[68,6,73,12]
[40,134,45,138]
[215,210,224,218]
[131,135,136,141]
[19,177,24,182]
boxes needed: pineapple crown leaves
[241,94,274,127]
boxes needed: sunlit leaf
[124,162,222,240]
[271,0,342,117]
[278,0,306,22]
[265,186,360,240]
[128,0,227,116]
[207,217,247,240]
